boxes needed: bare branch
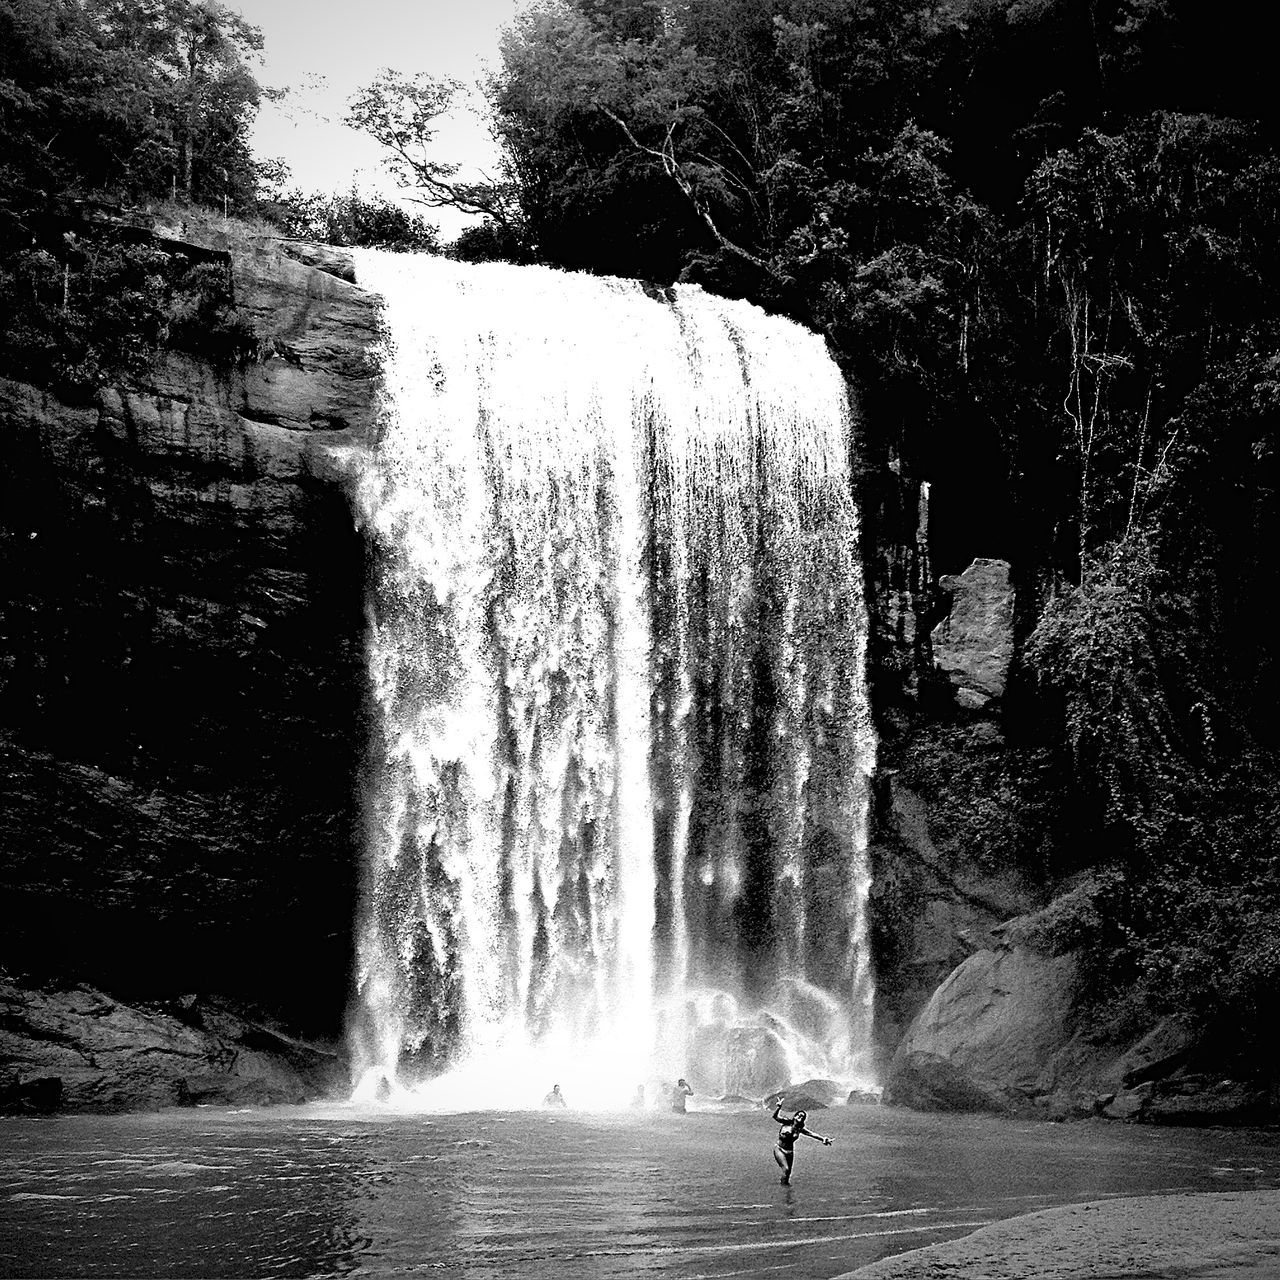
[599,105,784,284]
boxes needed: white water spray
[348,252,876,1110]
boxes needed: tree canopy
[0,0,270,224]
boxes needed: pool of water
[2,1102,1278,1278]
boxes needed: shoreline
[837,1188,1280,1279]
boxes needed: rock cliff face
[0,981,342,1113]
[0,229,377,1092]
[881,894,1280,1125]
[3,224,1258,1124]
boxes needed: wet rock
[1143,1077,1272,1126]
[846,1088,881,1105]
[277,239,358,284]
[765,1092,828,1112]
[0,1073,63,1114]
[1102,1083,1154,1122]
[690,1022,792,1099]
[764,1079,843,1112]
[881,890,1278,1127]
[868,774,1036,1048]
[1117,1018,1198,1089]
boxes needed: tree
[345,70,523,240]
[270,188,440,253]
[0,0,270,219]
[0,0,270,389]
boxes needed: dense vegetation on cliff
[0,0,273,390]
[354,0,1280,1055]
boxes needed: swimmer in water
[770,1098,831,1184]
[543,1083,567,1108]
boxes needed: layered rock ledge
[0,981,343,1113]
[1,224,378,1052]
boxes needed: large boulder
[930,557,1014,708]
[881,887,1279,1125]
[883,941,1079,1113]
[689,1022,792,1099]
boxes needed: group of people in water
[541,1081,834,1184]
[545,1078,694,1112]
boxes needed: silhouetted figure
[771,1099,831,1184]
[543,1082,567,1108]
[631,1083,646,1109]
[670,1077,693,1113]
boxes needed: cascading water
[347,251,876,1110]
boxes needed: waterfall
[347,251,876,1110]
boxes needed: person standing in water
[670,1078,693,1113]
[770,1099,831,1184]
[543,1083,567,1108]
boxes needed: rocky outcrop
[931,557,1014,708]
[0,981,343,1113]
[882,893,1280,1125]
[883,940,1079,1112]
[764,1079,845,1111]
[0,224,378,1040]
[867,717,1041,1054]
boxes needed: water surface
[2,1103,1278,1278]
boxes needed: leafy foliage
[345,71,523,237]
[0,0,275,388]
[269,189,441,253]
[1024,534,1196,846]
[0,0,271,224]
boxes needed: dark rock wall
[0,235,377,1038]
[1,981,344,1114]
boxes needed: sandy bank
[837,1189,1280,1279]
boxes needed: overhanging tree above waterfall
[345,70,525,243]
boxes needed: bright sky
[230,0,523,236]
